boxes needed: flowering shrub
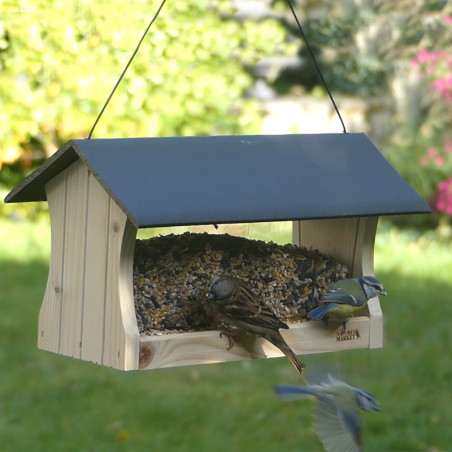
[411,16,452,218]
[433,178,452,215]
[417,140,452,214]
[413,48,452,101]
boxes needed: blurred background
[1,0,451,450]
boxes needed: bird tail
[284,344,305,374]
[267,331,305,374]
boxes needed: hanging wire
[285,0,347,134]
[87,0,167,139]
[88,0,345,138]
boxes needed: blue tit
[274,375,380,452]
[307,276,387,330]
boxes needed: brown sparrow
[204,275,304,374]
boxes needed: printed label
[336,329,361,341]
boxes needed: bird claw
[219,331,236,350]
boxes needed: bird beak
[203,292,215,304]
[380,290,388,296]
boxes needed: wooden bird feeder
[5,133,430,370]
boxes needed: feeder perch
[5,133,430,370]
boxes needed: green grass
[1,218,451,451]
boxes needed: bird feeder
[5,133,430,370]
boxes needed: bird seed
[133,232,349,335]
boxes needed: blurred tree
[0,0,296,195]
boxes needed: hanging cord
[87,0,167,139]
[87,0,345,138]
[285,0,347,134]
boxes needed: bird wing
[321,279,368,306]
[273,385,317,399]
[222,284,288,330]
[307,303,339,320]
[322,288,360,305]
[313,395,362,452]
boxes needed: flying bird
[274,375,380,452]
[204,275,304,374]
[307,276,387,330]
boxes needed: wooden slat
[103,200,125,368]
[139,317,370,370]
[367,297,383,348]
[39,169,68,353]
[80,173,110,363]
[118,218,140,370]
[103,200,139,370]
[59,160,88,358]
[350,216,378,276]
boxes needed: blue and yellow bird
[307,276,387,330]
[274,375,380,452]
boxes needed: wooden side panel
[139,317,370,370]
[41,161,139,369]
[292,217,383,349]
[39,170,68,352]
[80,173,110,363]
[58,160,89,358]
[103,200,139,370]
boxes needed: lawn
[0,218,451,451]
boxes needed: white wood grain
[80,172,110,363]
[103,199,139,370]
[293,217,360,270]
[59,160,89,358]
[39,169,68,353]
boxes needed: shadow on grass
[1,258,451,451]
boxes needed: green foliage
[0,0,295,193]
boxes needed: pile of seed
[133,232,349,335]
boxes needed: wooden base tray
[138,300,383,370]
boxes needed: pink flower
[435,156,446,166]
[434,178,452,215]
[427,147,437,158]
[416,49,432,64]
[419,156,428,167]
[444,15,452,24]
[445,138,452,153]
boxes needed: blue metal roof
[5,133,430,228]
